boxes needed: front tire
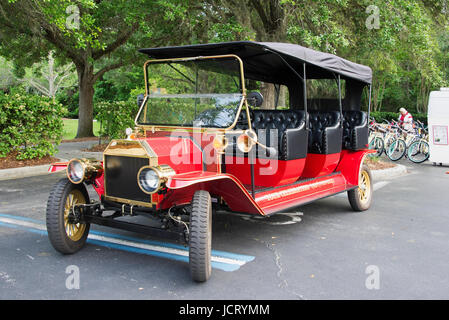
[348,165,373,211]
[189,190,212,282]
[46,178,90,254]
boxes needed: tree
[208,0,448,113]
[0,0,192,137]
[20,51,75,99]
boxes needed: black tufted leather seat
[228,109,308,160]
[308,111,343,154]
[342,111,368,150]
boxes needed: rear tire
[46,178,90,254]
[189,190,212,282]
[348,165,373,211]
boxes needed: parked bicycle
[407,121,430,163]
[386,120,429,162]
[368,118,386,157]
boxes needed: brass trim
[103,139,158,166]
[136,54,248,132]
[103,195,156,209]
[103,140,155,204]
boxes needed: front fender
[163,171,265,215]
[48,161,105,198]
[48,162,68,173]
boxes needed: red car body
[47,42,374,282]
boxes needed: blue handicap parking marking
[0,213,254,272]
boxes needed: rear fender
[336,149,375,186]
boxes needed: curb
[0,164,53,181]
[371,164,408,181]
[0,159,68,181]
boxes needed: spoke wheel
[348,165,373,211]
[63,189,87,242]
[407,140,430,163]
[386,139,406,161]
[46,178,90,254]
[368,136,384,157]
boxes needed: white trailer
[428,88,449,165]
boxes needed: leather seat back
[308,111,342,154]
[342,111,368,150]
[227,109,308,160]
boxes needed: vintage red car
[46,41,374,282]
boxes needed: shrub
[95,100,137,139]
[0,89,65,159]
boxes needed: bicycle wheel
[386,139,406,161]
[368,136,384,157]
[407,140,430,163]
[383,135,395,155]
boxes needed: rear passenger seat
[228,109,308,160]
[308,111,343,154]
[342,111,369,150]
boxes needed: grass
[62,119,102,140]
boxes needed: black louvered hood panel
[104,155,150,203]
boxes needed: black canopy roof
[139,41,372,85]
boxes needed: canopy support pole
[262,48,309,129]
[368,84,372,118]
[338,74,343,127]
[303,63,308,129]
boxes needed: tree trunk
[76,64,95,138]
[260,82,276,110]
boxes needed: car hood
[103,137,204,174]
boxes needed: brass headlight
[137,165,175,194]
[67,158,103,184]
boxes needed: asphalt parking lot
[0,159,448,300]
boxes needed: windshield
[136,56,244,128]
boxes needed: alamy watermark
[366,5,380,30]
[168,127,280,176]
[365,265,380,290]
[65,265,80,290]
[66,5,80,30]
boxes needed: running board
[255,173,350,215]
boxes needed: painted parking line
[0,213,254,272]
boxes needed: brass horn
[237,129,258,153]
[237,129,278,157]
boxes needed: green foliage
[0,89,64,159]
[94,65,143,103]
[95,99,138,139]
[56,88,79,118]
[1,0,448,132]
